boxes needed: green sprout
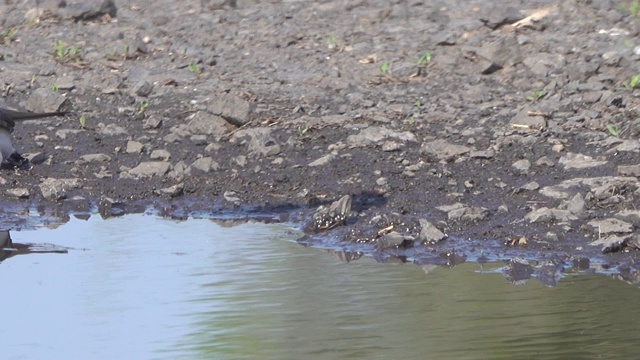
[625,75,640,90]
[417,51,431,66]
[296,125,309,136]
[415,100,422,114]
[379,60,390,74]
[526,88,548,102]
[408,116,416,126]
[328,35,338,50]
[79,115,86,128]
[630,0,640,15]
[50,84,59,92]
[0,27,17,44]
[138,100,149,113]
[53,40,82,62]
[187,63,201,74]
[607,124,620,137]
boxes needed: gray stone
[26,88,67,113]
[207,93,252,127]
[126,141,145,154]
[133,81,153,97]
[55,129,83,140]
[590,235,632,253]
[39,178,82,200]
[420,139,470,161]
[155,183,184,198]
[77,153,112,164]
[588,218,633,235]
[186,112,228,137]
[308,153,336,167]
[418,219,447,244]
[378,232,410,248]
[128,161,171,177]
[6,188,29,199]
[510,109,547,130]
[525,207,577,223]
[436,203,488,221]
[618,164,640,177]
[98,123,128,136]
[191,157,219,173]
[565,193,586,214]
[150,150,171,161]
[559,152,607,170]
[346,126,417,147]
[143,117,163,130]
[60,0,117,21]
[512,159,531,174]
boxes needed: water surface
[1,214,638,359]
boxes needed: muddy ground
[1,0,640,282]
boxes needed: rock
[6,188,29,199]
[186,112,229,137]
[510,109,547,130]
[512,159,531,174]
[155,183,184,198]
[420,139,470,161]
[565,193,586,215]
[191,157,219,173]
[618,164,640,177]
[207,93,252,127]
[98,123,128,136]
[150,149,171,161]
[128,161,171,177]
[26,88,67,113]
[502,258,533,284]
[77,153,112,164]
[232,128,281,157]
[436,203,488,221]
[143,117,163,130]
[98,197,126,219]
[308,153,336,167]
[133,81,153,97]
[223,191,241,203]
[378,232,411,248]
[418,219,447,244]
[590,235,632,253]
[61,0,117,21]
[587,218,633,235]
[39,178,82,200]
[346,126,417,147]
[306,195,352,232]
[559,152,607,170]
[55,129,83,140]
[525,207,577,223]
[522,53,566,76]
[126,141,145,154]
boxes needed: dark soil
[2,0,640,282]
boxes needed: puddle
[1,214,640,359]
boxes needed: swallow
[0,108,65,169]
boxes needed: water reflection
[0,215,639,359]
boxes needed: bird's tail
[0,108,65,121]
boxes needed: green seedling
[53,40,82,62]
[526,88,548,102]
[415,100,422,113]
[379,60,390,75]
[79,115,86,128]
[607,124,620,137]
[417,51,431,66]
[138,100,149,114]
[50,84,59,92]
[630,0,639,15]
[408,116,416,126]
[187,63,201,74]
[296,125,309,136]
[625,75,640,90]
[0,27,17,44]
[328,35,338,50]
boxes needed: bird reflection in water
[0,229,68,264]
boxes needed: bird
[0,107,65,169]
